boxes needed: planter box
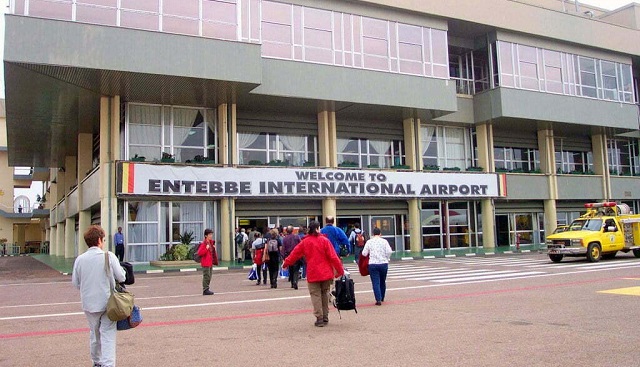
[161,158,175,163]
[150,260,198,268]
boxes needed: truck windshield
[569,219,602,231]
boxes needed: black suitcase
[120,261,135,285]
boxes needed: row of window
[497,41,635,103]
[19,0,448,78]
[125,104,640,175]
[17,1,639,105]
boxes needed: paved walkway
[20,244,545,275]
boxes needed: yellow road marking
[598,286,640,296]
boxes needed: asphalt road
[1,253,639,366]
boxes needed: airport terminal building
[5,0,640,262]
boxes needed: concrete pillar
[220,198,234,261]
[216,103,235,261]
[99,96,120,252]
[318,102,337,168]
[476,123,494,172]
[78,211,91,255]
[538,128,558,235]
[407,198,422,253]
[56,221,65,257]
[65,217,75,258]
[591,131,610,200]
[78,133,93,181]
[322,198,336,225]
[77,133,93,256]
[403,117,419,170]
[49,225,56,256]
[218,103,230,165]
[65,156,77,192]
[476,123,496,248]
[481,200,495,248]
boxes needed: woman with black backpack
[263,228,283,288]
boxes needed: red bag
[254,248,264,266]
[358,254,369,276]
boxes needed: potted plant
[131,154,146,162]
[391,164,411,170]
[338,161,359,168]
[466,166,483,172]
[302,160,315,167]
[423,164,439,171]
[248,160,264,166]
[161,152,175,163]
[367,164,380,169]
[154,231,196,265]
[268,159,289,166]
[443,167,461,171]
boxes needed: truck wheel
[549,254,563,263]
[634,249,640,258]
[586,243,602,262]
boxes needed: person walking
[348,222,367,264]
[264,228,283,288]
[320,216,350,258]
[196,228,218,295]
[361,227,392,306]
[72,225,126,367]
[235,228,249,264]
[282,221,344,327]
[114,226,125,262]
[250,232,267,285]
[282,225,302,289]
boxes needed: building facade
[5,0,640,262]
[0,100,47,255]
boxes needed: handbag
[358,253,370,276]
[248,264,258,280]
[117,305,143,331]
[105,252,135,321]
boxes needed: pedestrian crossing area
[345,256,640,285]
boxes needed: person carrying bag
[72,225,128,367]
[105,252,135,322]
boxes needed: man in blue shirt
[320,216,350,257]
[114,227,125,262]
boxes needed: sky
[0,0,638,206]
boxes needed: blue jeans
[368,263,388,302]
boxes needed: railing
[2,244,22,255]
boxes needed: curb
[129,249,544,274]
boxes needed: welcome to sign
[117,163,507,199]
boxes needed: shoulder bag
[105,252,135,321]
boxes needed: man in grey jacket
[72,225,126,367]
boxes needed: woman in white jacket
[361,227,393,306]
[72,225,126,367]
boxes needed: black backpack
[332,275,357,316]
[235,233,245,245]
[193,243,202,263]
[119,262,135,285]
